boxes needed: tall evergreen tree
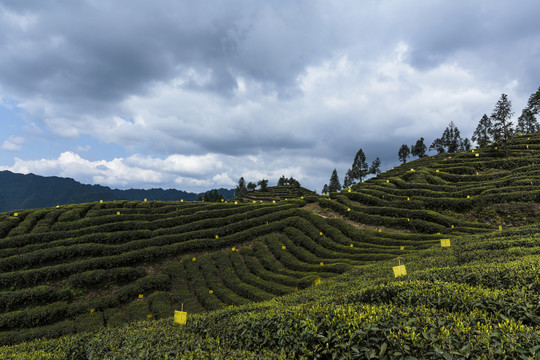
[411,137,427,158]
[460,137,472,151]
[398,144,411,164]
[491,93,514,145]
[343,169,353,188]
[350,148,369,183]
[517,108,540,134]
[369,157,381,175]
[430,121,464,153]
[235,177,247,197]
[472,114,493,147]
[328,169,341,193]
[247,182,257,192]
[322,184,329,195]
[526,86,540,115]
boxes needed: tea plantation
[1,133,540,359]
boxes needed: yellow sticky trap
[215,235,219,239]
[347,208,351,212]
[232,247,236,251]
[499,225,502,231]
[527,145,529,149]
[314,277,321,285]
[146,314,152,319]
[260,200,263,203]
[266,221,269,225]
[350,244,353,248]
[393,265,407,277]
[378,229,382,232]
[300,196,304,199]
[495,147,498,150]
[467,195,470,199]
[90,308,95,313]
[440,239,451,247]
[322,193,326,196]
[100,200,103,203]
[410,168,415,172]
[475,153,479,157]
[282,245,286,250]
[253,201,256,204]
[400,246,405,250]
[533,163,535,166]
[407,197,410,201]
[209,290,213,294]
[13,213,18,217]
[407,218,410,222]
[144,198,147,202]
[320,262,324,266]
[348,188,351,192]
[272,200,276,204]
[448,156,452,159]
[294,287,298,291]
[319,232,323,236]
[256,276,259,279]
[192,257,196,261]
[117,212,120,215]
[436,169,440,172]
[174,311,187,325]
[386,180,390,183]
[56,205,59,208]
[476,172,479,175]
[472,149,475,153]
[221,199,224,202]
[519,132,522,136]
[138,294,143,299]
[451,225,454,229]
[181,199,184,202]
[234,201,238,204]
[528,137,530,140]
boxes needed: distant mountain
[0,170,234,212]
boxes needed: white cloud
[1,136,25,151]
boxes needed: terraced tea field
[1,133,540,358]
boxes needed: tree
[328,169,341,193]
[526,86,540,116]
[491,93,514,145]
[257,179,269,192]
[322,184,329,195]
[247,182,257,192]
[460,137,472,151]
[429,137,445,154]
[203,189,223,202]
[369,157,381,175]
[398,144,410,164]
[235,177,247,197]
[288,177,300,187]
[411,137,427,158]
[343,169,353,188]
[517,108,540,135]
[471,114,493,148]
[277,175,287,186]
[430,121,464,153]
[350,148,368,183]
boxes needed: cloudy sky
[1,1,539,193]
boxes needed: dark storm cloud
[1,0,540,191]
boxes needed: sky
[1,0,539,193]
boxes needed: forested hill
[0,171,234,212]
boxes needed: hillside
[0,170,234,212]
[1,133,540,358]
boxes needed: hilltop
[0,170,234,212]
[1,133,540,358]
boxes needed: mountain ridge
[0,170,235,212]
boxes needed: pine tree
[328,169,341,193]
[350,148,368,183]
[430,122,464,153]
[322,184,329,195]
[369,157,381,175]
[247,182,257,192]
[235,177,247,197]
[491,93,514,145]
[343,169,353,188]
[460,137,472,151]
[472,114,493,147]
[517,108,540,134]
[398,144,410,164]
[429,138,445,154]
[411,137,427,158]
